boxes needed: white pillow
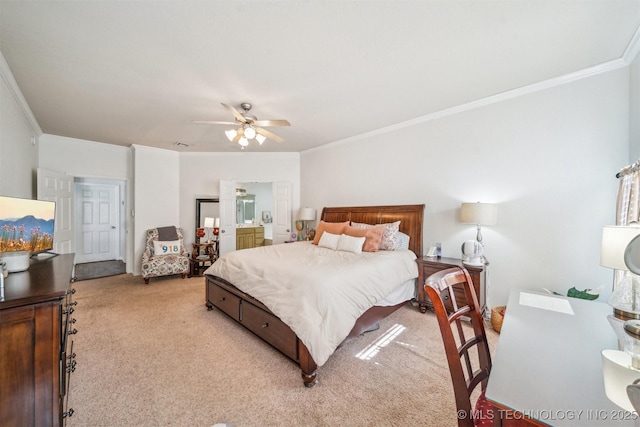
[337,234,365,254]
[318,231,340,250]
[395,232,410,250]
[153,240,181,255]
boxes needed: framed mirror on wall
[196,198,219,244]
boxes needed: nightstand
[416,256,485,314]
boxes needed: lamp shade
[299,208,316,221]
[601,226,640,271]
[204,217,215,228]
[225,129,237,142]
[460,202,498,225]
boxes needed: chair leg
[144,277,150,284]
[181,273,187,279]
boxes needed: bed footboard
[205,275,318,387]
[205,275,410,387]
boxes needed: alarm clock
[461,240,484,266]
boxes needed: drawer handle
[262,322,269,329]
[219,297,226,302]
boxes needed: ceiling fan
[193,102,290,147]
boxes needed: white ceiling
[1,1,639,153]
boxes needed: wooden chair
[425,267,496,427]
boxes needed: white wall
[0,62,39,198]
[301,68,630,307]
[178,152,300,246]
[38,134,134,270]
[631,54,640,162]
[132,144,181,274]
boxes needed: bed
[204,204,424,387]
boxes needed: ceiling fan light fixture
[256,134,266,145]
[238,137,249,147]
[244,126,257,140]
[225,129,237,142]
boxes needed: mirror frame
[196,198,219,243]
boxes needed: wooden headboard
[321,204,425,257]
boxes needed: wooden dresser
[0,254,76,427]
[416,256,485,314]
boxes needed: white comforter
[204,241,418,366]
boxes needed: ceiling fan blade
[256,127,284,143]
[232,128,244,143]
[222,103,247,123]
[192,120,237,125]
[252,119,291,127]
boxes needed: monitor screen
[0,195,56,255]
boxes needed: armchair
[141,227,190,284]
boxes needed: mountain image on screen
[0,215,55,254]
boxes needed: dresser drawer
[242,302,298,360]
[208,282,241,321]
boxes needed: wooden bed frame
[205,204,424,387]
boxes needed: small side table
[416,256,485,314]
[189,241,217,277]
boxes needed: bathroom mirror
[195,198,219,243]
[236,195,256,224]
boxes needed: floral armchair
[141,227,190,284]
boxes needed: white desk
[486,289,639,426]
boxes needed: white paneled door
[218,179,237,257]
[74,182,120,263]
[37,168,74,254]
[273,181,292,244]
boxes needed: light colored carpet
[66,274,498,427]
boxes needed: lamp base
[614,307,640,321]
[463,257,484,267]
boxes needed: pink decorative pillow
[344,225,383,252]
[312,221,349,245]
[351,221,401,250]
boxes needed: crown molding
[0,50,42,136]
[306,47,635,155]
[624,25,640,64]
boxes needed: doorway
[74,178,126,268]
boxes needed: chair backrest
[424,267,492,427]
[145,227,186,255]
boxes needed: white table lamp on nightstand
[460,202,497,265]
[298,207,316,240]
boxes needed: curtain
[616,169,640,226]
[614,165,640,287]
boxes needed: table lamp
[298,208,317,240]
[204,217,215,243]
[601,225,640,320]
[213,217,220,237]
[601,226,640,412]
[460,202,498,264]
